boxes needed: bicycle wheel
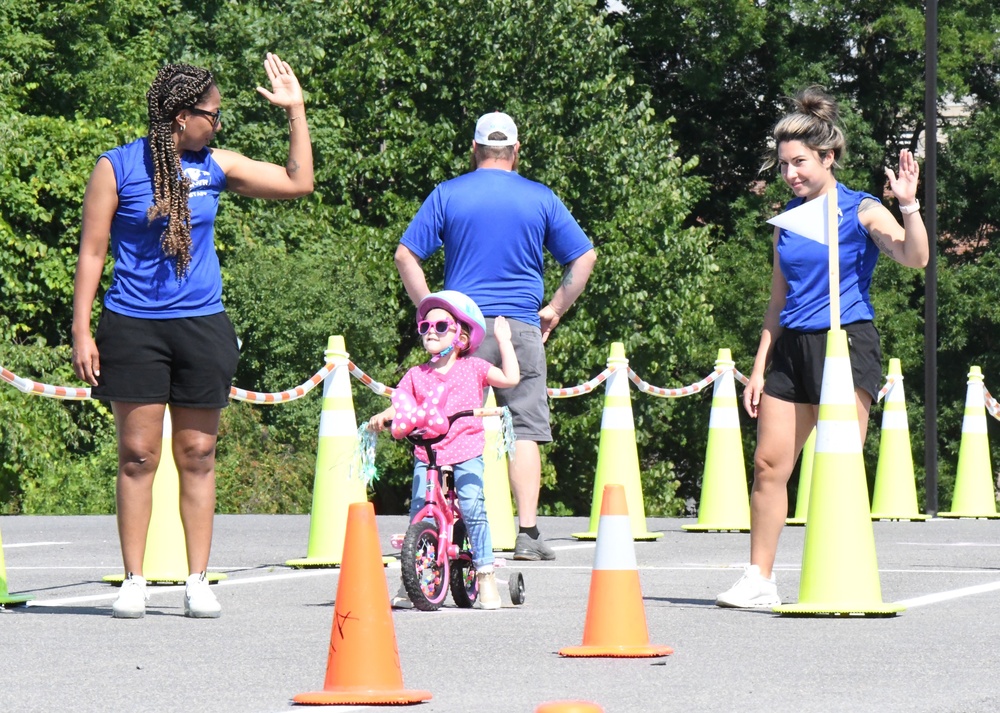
[401,520,448,611]
[449,520,478,608]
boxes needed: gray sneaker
[391,580,414,609]
[513,533,556,561]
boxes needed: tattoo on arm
[560,267,574,289]
[858,198,897,259]
[286,158,299,175]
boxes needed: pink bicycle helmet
[417,290,487,355]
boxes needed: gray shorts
[475,317,552,443]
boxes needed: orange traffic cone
[293,502,431,705]
[536,702,605,713]
[559,484,672,658]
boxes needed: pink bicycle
[399,407,525,611]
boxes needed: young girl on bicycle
[369,290,520,610]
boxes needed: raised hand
[884,148,920,206]
[255,52,304,109]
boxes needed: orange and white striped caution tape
[876,375,900,404]
[983,387,1000,421]
[733,369,750,386]
[347,361,396,396]
[229,363,335,403]
[627,367,721,398]
[0,366,91,400]
[547,366,617,399]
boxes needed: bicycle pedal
[390,534,404,550]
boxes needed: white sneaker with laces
[112,573,148,619]
[716,564,781,608]
[184,572,221,618]
[476,568,501,610]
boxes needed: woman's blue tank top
[101,137,228,319]
[777,182,880,331]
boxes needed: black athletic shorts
[91,309,240,409]
[762,321,882,405]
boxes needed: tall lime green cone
[775,329,902,616]
[288,336,391,567]
[871,358,927,521]
[483,388,516,551]
[939,366,1000,519]
[573,343,662,541]
[786,428,815,526]
[0,526,33,606]
[104,407,225,584]
[683,349,750,532]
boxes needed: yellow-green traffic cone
[482,388,516,551]
[786,428,815,526]
[683,349,749,532]
[775,329,902,616]
[938,366,1000,519]
[288,336,390,567]
[573,343,662,541]
[0,525,33,606]
[104,406,225,584]
[871,359,927,521]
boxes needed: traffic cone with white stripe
[786,428,815,526]
[938,366,1000,519]
[560,484,672,657]
[774,329,902,616]
[482,388,516,551]
[0,525,33,606]
[104,406,225,584]
[683,349,750,532]
[871,359,927,521]
[288,336,385,567]
[572,343,662,541]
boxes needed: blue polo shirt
[400,169,593,327]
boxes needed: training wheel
[509,571,525,605]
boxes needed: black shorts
[763,321,882,405]
[474,317,552,443]
[91,310,240,409]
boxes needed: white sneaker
[184,572,221,618]
[391,580,414,610]
[476,569,501,610]
[112,573,148,619]
[716,565,782,608]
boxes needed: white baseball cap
[474,112,518,146]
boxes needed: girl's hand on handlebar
[368,408,394,433]
[493,315,511,344]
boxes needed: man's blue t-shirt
[778,182,880,331]
[101,137,228,319]
[400,168,593,327]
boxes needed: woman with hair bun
[716,86,928,608]
[71,53,313,619]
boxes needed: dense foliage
[1,0,998,515]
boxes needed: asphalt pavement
[2,513,999,713]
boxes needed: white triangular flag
[767,194,829,245]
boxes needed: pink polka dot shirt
[395,357,492,466]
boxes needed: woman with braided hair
[71,53,313,619]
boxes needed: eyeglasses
[417,319,456,336]
[188,107,222,127]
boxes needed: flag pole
[827,186,840,331]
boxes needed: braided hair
[145,63,215,278]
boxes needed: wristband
[899,200,920,215]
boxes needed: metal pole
[923,0,939,515]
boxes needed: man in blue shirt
[396,112,597,560]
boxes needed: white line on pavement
[893,579,1000,608]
